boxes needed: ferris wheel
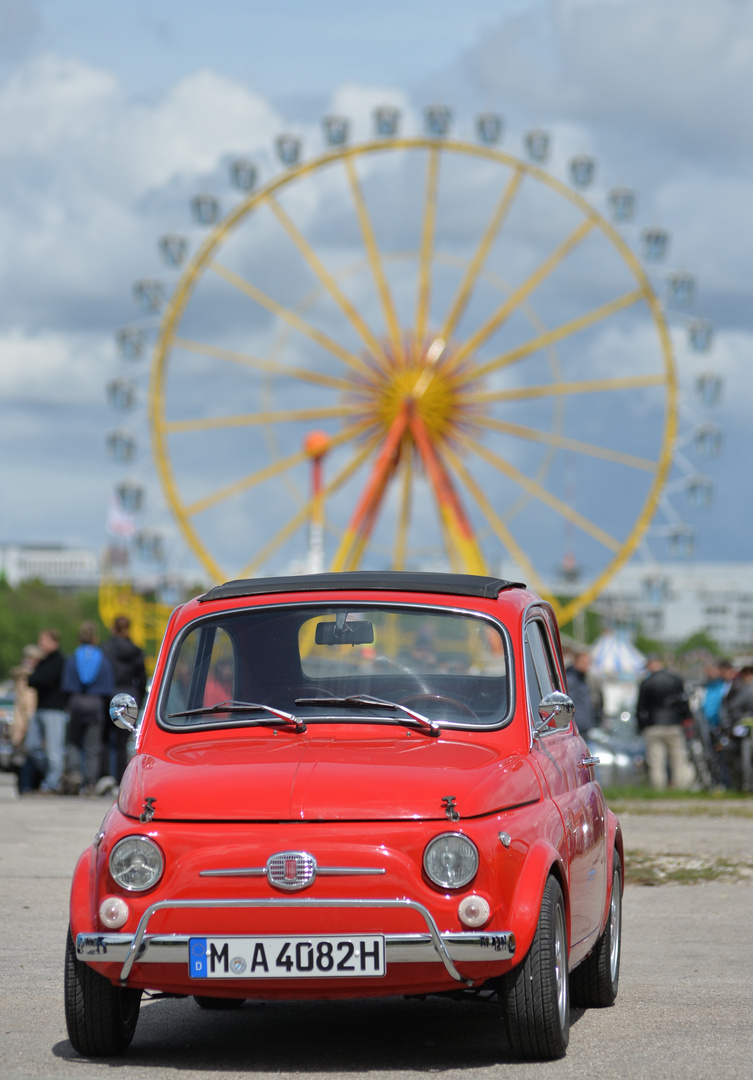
[108,106,719,627]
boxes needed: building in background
[0,543,100,590]
[603,563,753,653]
[500,558,753,653]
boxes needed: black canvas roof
[200,571,526,603]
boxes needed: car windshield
[159,604,510,730]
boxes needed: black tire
[64,929,141,1056]
[570,851,622,1008]
[501,875,570,1061]
[193,995,245,1010]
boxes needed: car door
[524,615,607,947]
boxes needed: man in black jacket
[102,616,147,784]
[637,656,692,790]
[22,629,66,794]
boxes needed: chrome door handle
[580,755,600,767]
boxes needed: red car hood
[119,731,541,822]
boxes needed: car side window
[525,619,561,718]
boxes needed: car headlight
[109,836,164,892]
[423,833,479,890]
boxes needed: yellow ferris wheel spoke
[456,431,622,554]
[438,167,523,344]
[174,336,354,392]
[442,444,546,592]
[467,288,646,382]
[265,194,389,364]
[164,405,352,435]
[415,147,440,351]
[209,258,377,382]
[473,415,657,472]
[184,422,368,518]
[463,372,665,405]
[448,217,595,372]
[344,156,402,360]
[240,430,383,577]
[392,453,413,571]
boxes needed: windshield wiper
[166,701,306,732]
[294,694,439,737]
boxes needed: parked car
[65,572,623,1062]
[586,724,646,787]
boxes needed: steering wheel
[399,693,478,721]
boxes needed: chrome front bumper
[77,896,516,988]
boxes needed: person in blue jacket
[62,622,115,795]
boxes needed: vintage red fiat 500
[65,572,622,1061]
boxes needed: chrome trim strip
[317,868,387,876]
[98,897,515,986]
[199,868,266,878]
[580,756,600,768]
[77,926,515,971]
[199,866,387,878]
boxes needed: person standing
[101,615,147,784]
[62,623,115,796]
[636,655,692,790]
[10,643,42,768]
[21,629,67,794]
[564,648,602,736]
[702,659,733,787]
[720,665,753,790]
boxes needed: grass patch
[603,787,753,816]
[602,785,753,802]
[625,849,753,886]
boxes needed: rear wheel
[570,851,622,1007]
[64,929,141,1056]
[501,875,569,1060]
[193,995,246,1010]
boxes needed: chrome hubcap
[553,901,568,1029]
[609,865,622,983]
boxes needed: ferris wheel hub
[350,335,481,449]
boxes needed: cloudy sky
[0,0,750,592]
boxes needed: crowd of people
[8,616,146,797]
[562,644,753,792]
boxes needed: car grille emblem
[267,851,317,891]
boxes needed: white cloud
[473,0,753,155]
[0,328,109,405]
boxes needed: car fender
[69,846,96,939]
[507,838,569,964]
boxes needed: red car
[65,572,623,1061]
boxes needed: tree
[0,581,105,680]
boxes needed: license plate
[189,935,385,979]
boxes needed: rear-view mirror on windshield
[315,619,374,646]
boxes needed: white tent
[590,631,646,678]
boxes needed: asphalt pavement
[1,772,752,1080]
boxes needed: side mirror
[536,691,575,733]
[110,693,139,732]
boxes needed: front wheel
[64,930,141,1056]
[501,875,569,1060]
[570,850,622,1007]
